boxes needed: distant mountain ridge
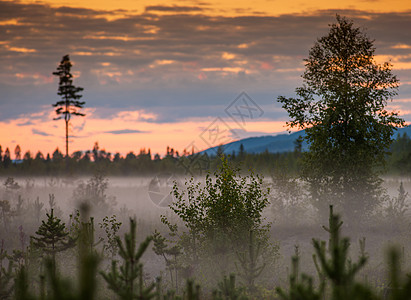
[201,126,411,156]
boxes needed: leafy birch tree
[277,15,404,221]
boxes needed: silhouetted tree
[125,152,136,160]
[216,145,224,157]
[52,54,85,157]
[239,143,245,158]
[293,136,303,154]
[92,142,100,162]
[71,151,82,161]
[35,151,44,161]
[113,153,121,163]
[278,15,404,221]
[3,148,11,168]
[23,151,32,161]
[82,150,91,162]
[23,151,32,167]
[52,148,64,162]
[14,145,21,160]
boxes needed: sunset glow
[0,108,289,157]
[18,0,411,17]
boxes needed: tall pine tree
[52,54,85,158]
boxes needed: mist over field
[2,173,411,294]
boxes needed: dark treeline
[1,132,410,177]
[0,142,300,176]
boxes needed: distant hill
[202,126,411,156]
[201,130,307,156]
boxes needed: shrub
[160,157,275,289]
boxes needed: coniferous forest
[2,132,411,177]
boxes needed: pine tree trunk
[65,119,69,157]
[65,118,69,173]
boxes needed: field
[2,173,411,299]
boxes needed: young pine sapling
[101,218,156,299]
[30,209,76,265]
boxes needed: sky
[1,0,411,157]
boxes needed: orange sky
[20,0,411,17]
[1,107,289,157]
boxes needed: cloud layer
[1,1,410,121]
